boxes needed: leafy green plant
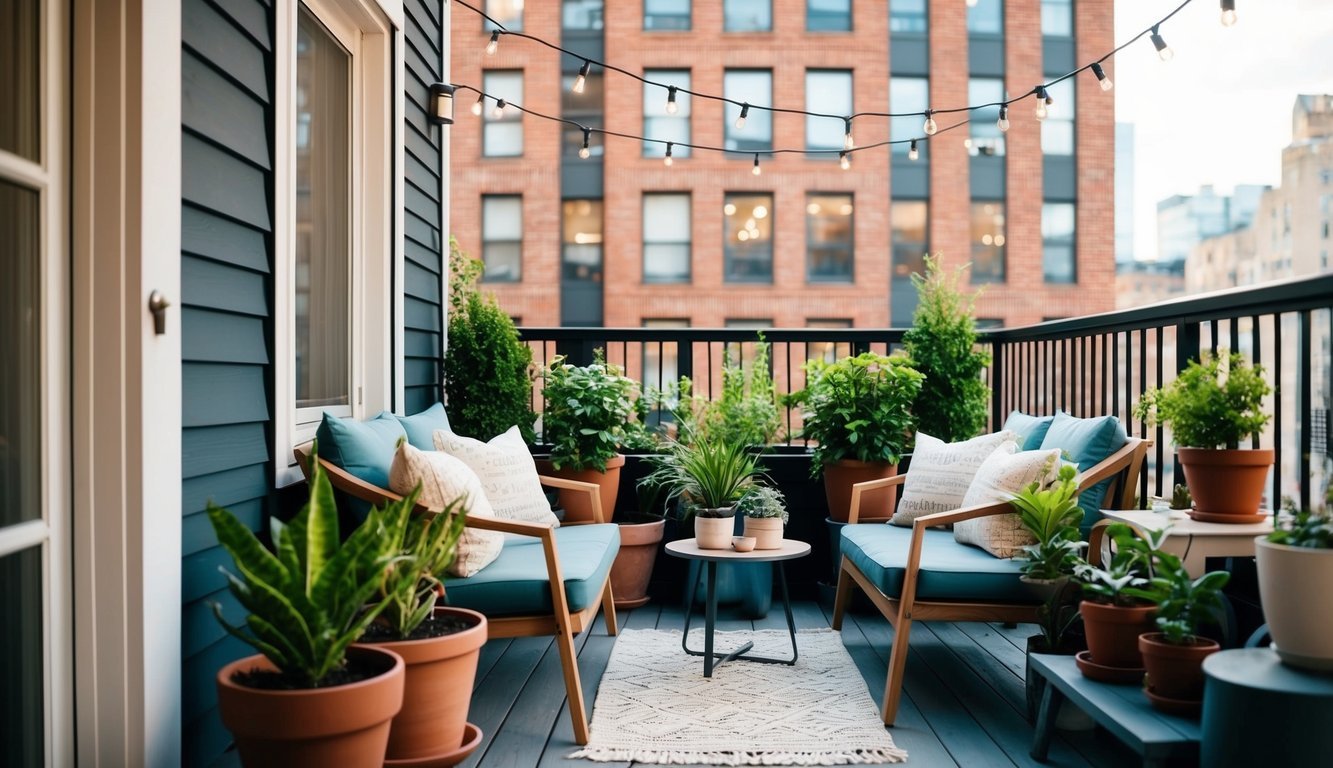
[902,255,991,442]
[1014,464,1087,582]
[1076,523,1173,607]
[1268,502,1333,549]
[736,484,788,524]
[1134,353,1272,448]
[1171,483,1193,511]
[710,335,783,448]
[1149,564,1230,645]
[787,351,925,474]
[373,491,470,640]
[445,237,536,442]
[541,350,647,472]
[207,453,399,687]
[641,437,764,518]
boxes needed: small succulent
[1171,483,1193,511]
[736,485,788,524]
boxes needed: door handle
[148,290,171,335]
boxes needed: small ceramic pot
[732,536,757,552]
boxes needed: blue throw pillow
[396,402,450,450]
[1039,411,1127,534]
[1001,410,1055,451]
[315,411,406,491]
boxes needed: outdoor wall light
[429,83,456,125]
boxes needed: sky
[1114,0,1333,261]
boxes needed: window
[563,0,604,29]
[806,70,852,152]
[485,0,523,30]
[724,193,774,282]
[967,0,1002,34]
[645,0,690,30]
[644,193,692,282]
[890,0,927,33]
[724,319,774,374]
[890,77,929,155]
[643,319,690,404]
[563,200,603,281]
[891,201,928,324]
[1041,76,1074,155]
[725,0,772,32]
[644,70,691,157]
[968,78,1006,156]
[483,195,523,281]
[808,0,851,32]
[483,70,523,157]
[806,319,853,363]
[1043,203,1076,283]
[1041,0,1072,36]
[971,200,1006,282]
[562,72,603,158]
[725,70,772,152]
[807,194,854,282]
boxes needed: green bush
[445,238,535,441]
[541,350,646,472]
[902,255,991,442]
[648,335,782,449]
[1134,353,1271,448]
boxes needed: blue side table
[1202,648,1333,767]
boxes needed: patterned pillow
[953,444,1062,558]
[890,431,1019,527]
[433,426,560,526]
[388,442,504,577]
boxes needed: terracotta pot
[743,517,784,549]
[695,513,735,549]
[536,454,624,523]
[1079,600,1156,670]
[823,460,897,523]
[1256,538,1333,671]
[1178,447,1273,521]
[359,607,487,762]
[1139,633,1220,705]
[217,645,405,768]
[611,516,666,609]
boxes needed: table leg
[1029,677,1062,762]
[704,561,716,678]
[680,556,703,657]
[778,561,798,665]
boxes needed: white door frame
[71,0,183,766]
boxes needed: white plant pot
[743,517,784,550]
[695,515,735,550]
[1255,537,1333,671]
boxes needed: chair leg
[555,622,592,745]
[601,579,619,636]
[881,607,913,726]
[831,559,854,630]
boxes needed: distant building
[1115,122,1136,264]
[1156,183,1265,266]
[1115,259,1185,309]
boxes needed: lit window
[890,77,928,155]
[483,70,523,157]
[968,78,1006,156]
[642,319,689,403]
[807,194,854,282]
[967,0,1002,34]
[562,72,603,158]
[725,0,771,32]
[644,193,692,282]
[1041,76,1075,156]
[644,0,690,30]
[482,195,523,281]
[563,199,603,281]
[1043,202,1076,283]
[890,201,928,325]
[724,70,772,152]
[808,0,851,32]
[485,0,523,30]
[644,69,691,158]
[806,319,853,363]
[724,319,774,373]
[724,193,774,282]
[890,0,927,33]
[971,200,1006,283]
[806,70,853,152]
[1041,0,1072,37]
[563,0,603,30]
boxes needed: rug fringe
[566,747,910,765]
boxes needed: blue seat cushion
[1002,411,1055,451]
[443,524,620,616]
[1039,411,1127,534]
[396,402,450,450]
[841,523,1038,603]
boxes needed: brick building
[448,0,1115,330]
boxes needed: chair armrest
[538,474,605,524]
[464,515,556,538]
[847,474,907,524]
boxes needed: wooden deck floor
[459,599,1138,768]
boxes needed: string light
[1151,25,1174,61]
[1034,86,1049,120]
[579,128,591,159]
[843,118,855,150]
[996,104,1010,132]
[923,110,937,135]
[752,154,762,176]
[908,140,919,161]
[485,30,500,55]
[735,103,750,130]
[839,151,851,170]
[666,85,679,115]
[573,61,590,94]
[1220,0,1237,27]
[470,93,484,116]
[1090,62,1113,92]
[492,98,506,119]
[664,142,673,167]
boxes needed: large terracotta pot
[823,459,897,522]
[1178,447,1273,522]
[360,607,488,763]
[536,454,625,523]
[217,645,405,768]
[1079,600,1156,670]
[1139,632,1219,707]
[695,513,735,549]
[743,517,784,549]
[1256,537,1333,671]
[611,515,666,609]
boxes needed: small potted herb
[1137,557,1229,713]
[738,485,788,550]
[1074,523,1168,679]
[1255,496,1333,671]
[642,437,764,549]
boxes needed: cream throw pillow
[388,442,504,577]
[433,426,560,526]
[891,430,1019,527]
[953,443,1062,558]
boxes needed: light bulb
[573,61,590,94]
[485,30,499,55]
[923,110,937,135]
[843,118,855,150]
[1221,0,1237,26]
[752,155,761,176]
[908,140,919,161]
[578,146,590,159]
[735,103,749,130]
[665,86,679,114]
[1151,27,1173,61]
[997,105,1010,132]
[1091,62,1113,92]
[471,95,484,116]
[839,151,851,170]
[966,0,978,6]
[492,99,506,119]
[664,143,673,167]
[1034,87,1048,120]
[579,129,591,159]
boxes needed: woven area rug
[568,628,907,765]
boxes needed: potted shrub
[1256,502,1333,670]
[356,492,487,764]
[643,437,764,549]
[788,351,924,522]
[537,350,649,522]
[1134,353,1273,523]
[1138,558,1229,714]
[1074,523,1167,681]
[738,484,788,550]
[902,255,991,443]
[208,454,405,767]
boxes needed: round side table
[1201,648,1333,767]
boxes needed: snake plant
[375,492,469,640]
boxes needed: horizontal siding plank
[212,0,271,50]
[183,464,270,514]
[183,547,236,604]
[404,0,442,57]
[405,296,442,333]
[183,134,272,230]
[183,423,271,479]
[404,261,442,304]
[404,329,440,358]
[182,52,270,170]
[405,210,441,252]
[404,359,438,389]
[406,0,441,34]
[405,154,441,203]
[183,363,270,428]
[404,98,432,140]
[405,237,442,273]
[183,255,270,317]
[182,205,270,273]
[182,308,270,365]
[403,387,435,416]
[405,182,439,226]
[404,38,439,85]
[183,0,268,101]
[183,589,246,659]
[404,125,439,174]
[182,633,253,722]
[186,708,238,768]
[183,499,262,557]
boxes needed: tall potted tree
[1256,503,1333,670]
[208,454,405,768]
[1134,353,1273,523]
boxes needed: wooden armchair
[831,435,1150,726]
[293,443,618,745]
